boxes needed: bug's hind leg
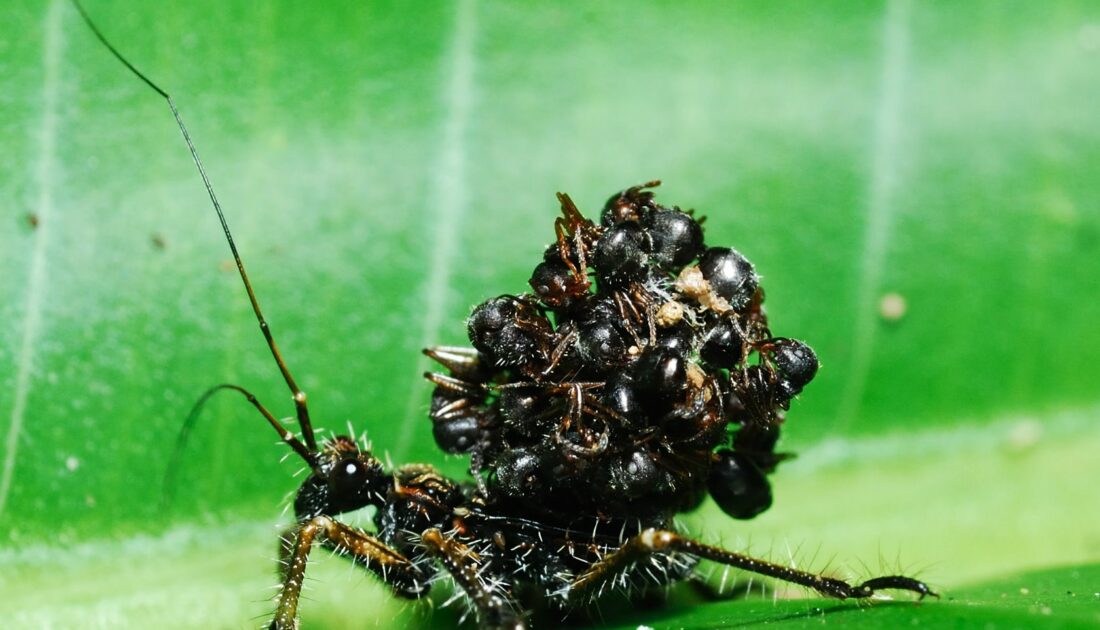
[270,516,430,630]
[568,528,936,604]
[420,528,527,630]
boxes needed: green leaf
[602,563,1100,629]
[2,0,1098,628]
[3,429,1098,628]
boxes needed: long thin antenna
[72,0,318,451]
[162,384,315,510]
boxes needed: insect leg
[425,371,489,400]
[271,516,429,630]
[419,528,527,630]
[568,528,936,603]
[424,346,486,380]
[540,328,578,376]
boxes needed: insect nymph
[74,3,935,629]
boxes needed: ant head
[600,180,661,227]
[293,435,389,520]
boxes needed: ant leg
[425,371,489,400]
[568,529,936,604]
[644,299,658,346]
[612,291,645,347]
[419,528,527,630]
[430,396,482,422]
[553,384,609,458]
[541,328,578,377]
[271,516,429,630]
[554,217,583,278]
[553,192,596,289]
[468,447,491,497]
[425,346,489,382]
[569,212,591,277]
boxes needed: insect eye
[330,458,372,493]
[338,459,362,479]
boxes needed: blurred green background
[2,0,1098,628]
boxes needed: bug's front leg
[270,516,429,630]
[568,528,937,604]
[419,528,527,630]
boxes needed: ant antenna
[71,0,319,453]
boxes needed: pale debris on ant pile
[264,184,937,624]
[256,185,938,630]
[427,181,816,523]
[267,185,934,630]
[69,4,937,624]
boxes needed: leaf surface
[1,0,1098,627]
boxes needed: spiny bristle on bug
[72,1,936,625]
[426,185,816,523]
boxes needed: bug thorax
[370,465,467,544]
[293,435,388,520]
[67,3,942,619]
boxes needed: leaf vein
[0,0,66,517]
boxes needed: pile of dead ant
[71,2,937,625]
[427,181,818,523]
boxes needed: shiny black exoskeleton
[698,246,758,310]
[707,449,772,520]
[427,183,820,522]
[768,337,819,398]
[270,426,935,630]
[468,295,553,370]
[646,208,705,269]
[79,4,938,626]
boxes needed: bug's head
[293,435,389,520]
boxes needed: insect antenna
[162,384,314,510]
[72,0,320,452]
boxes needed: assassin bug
[73,2,936,628]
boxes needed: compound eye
[334,458,366,485]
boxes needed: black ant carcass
[265,183,936,630]
[73,2,935,628]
